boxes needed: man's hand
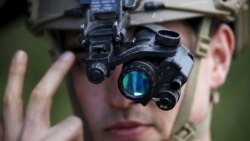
[3,50,83,141]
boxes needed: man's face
[68,21,210,141]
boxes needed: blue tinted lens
[122,71,149,97]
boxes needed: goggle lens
[122,71,149,97]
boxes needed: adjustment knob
[88,63,107,84]
[155,29,180,47]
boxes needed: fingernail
[60,51,74,61]
[12,50,25,64]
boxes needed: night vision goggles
[79,0,194,110]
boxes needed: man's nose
[106,65,135,110]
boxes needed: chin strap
[169,17,217,141]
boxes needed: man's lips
[105,120,152,140]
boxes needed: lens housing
[118,61,157,105]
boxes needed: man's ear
[210,24,235,89]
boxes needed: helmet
[27,0,248,56]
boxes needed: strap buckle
[194,17,212,58]
[172,123,196,141]
[195,36,210,58]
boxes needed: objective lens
[122,71,150,97]
[118,61,156,105]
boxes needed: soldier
[1,0,249,141]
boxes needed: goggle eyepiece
[118,61,156,105]
[121,71,149,97]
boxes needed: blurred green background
[0,15,250,141]
[0,19,72,125]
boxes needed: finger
[25,51,75,129]
[44,116,83,141]
[3,50,27,141]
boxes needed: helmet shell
[27,0,249,55]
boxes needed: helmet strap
[169,17,215,141]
